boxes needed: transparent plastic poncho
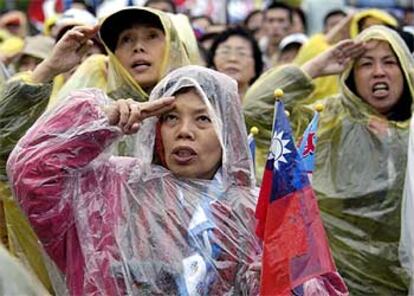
[7,65,261,295]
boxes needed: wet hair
[265,1,293,24]
[207,26,264,84]
[144,0,177,14]
[323,9,346,27]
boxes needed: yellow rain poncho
[293,9,398,104]
[244,26,414,295]
[51,7,200,108]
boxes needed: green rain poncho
[0,73,53,291]
[244,26,414,295]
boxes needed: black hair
[100,9,164,52]
[293,7,307,33]
[387,26,414,53]
[72,0,96,15]
[199,32,219,44]
[345,57,412,122]
[244,10,262,28]
[323,9,346,27]
[265,1,293,24]
[207,26,264,85]
[144,0,177,14]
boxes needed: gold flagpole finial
[250,126,259,135]
[314,103,324,112]
[273,88,284,100]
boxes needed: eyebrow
[219,45,250,51]
[358,54,397,61]
[192,107,209,114]
[165,106,209,114]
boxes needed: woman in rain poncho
[293,9,398,104]
[0,6,199,293]
[49,7,200,107]
[7,66,261,295]
[244,25,414,295]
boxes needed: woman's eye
[197,115,211,123]
[163,114,177,123]
[359,62,372,67]
[121,35,132,44]
[148,32,160,40]
[385,59,397,65]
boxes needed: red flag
[256,101,338,295]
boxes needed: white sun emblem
[268,131,291,170]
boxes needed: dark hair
[346,61,412,122]
[72,0,96,15]
[293,7,307,33]
[265,1,293,24]
[323,9,346,27]
[207,26,264,84]
[144,0,177,14]
[388,26,414,53]
[244,10,262,28]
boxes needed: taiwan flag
[255,100,336,295]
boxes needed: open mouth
[131,60,151,72]
[372,82,389,97]
[224,67,240,75]
[171,147,197,164]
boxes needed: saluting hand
[32,25,99,83]
[103,97,176,134]
[301,39,366,79]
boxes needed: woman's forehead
[218,35,251,48]
[360,39,396,58]
[174,88,204,104]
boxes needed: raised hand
[103,97,176,134]
[301,39,366,79]
[32,25,99,83]
[325,13,354,44]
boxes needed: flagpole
[271,89,284,137]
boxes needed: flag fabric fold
[248,127,258,176]
[255,100,336,295]
[297,111,320,175]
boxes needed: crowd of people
[0,0,413,295]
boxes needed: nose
[372,62,386,77]
[133,40,146,53]
[227,51,238,61]
[176,119,195,140]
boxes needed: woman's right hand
[32,25,99,83]
[103,97,176,134]
[301,39,366,79]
